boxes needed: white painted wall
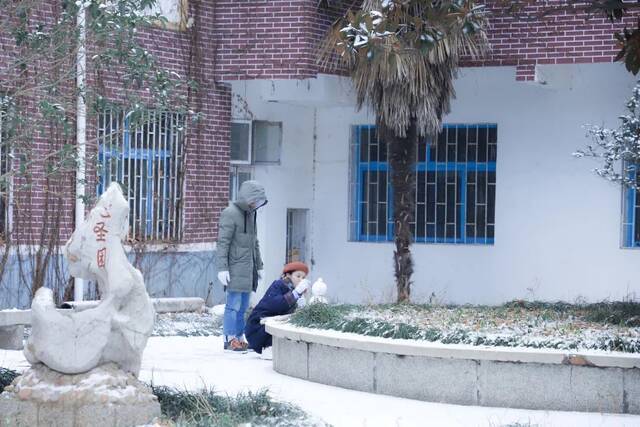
[230,80,317,303]
[233,63,639,305]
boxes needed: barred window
[97,110,185,242]
[350,124,497,244]
[622,165,640,247]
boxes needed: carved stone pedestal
[0,363,160,427]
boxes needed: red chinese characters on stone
[93,222,108,242]
[96,247,107,268]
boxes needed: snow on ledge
[265,318,640,369]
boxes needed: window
[622,165,640,247]
[229,165,252,201]
[97,109,185,242]
[0,98,9,237]
[253,121,281,164]
[231,121,252,164]
[286,209,308,263]
[350,124,497,244]
[229,119,282,200]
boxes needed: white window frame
[230,120,252,165]
[229,165,253,202]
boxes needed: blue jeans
[223,290,250,340]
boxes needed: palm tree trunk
[386,119,417,303]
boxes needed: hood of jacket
[234,180,267,212]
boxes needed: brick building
[0,1,637,309]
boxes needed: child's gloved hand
[297,295,307,308]
[294,279,310,296]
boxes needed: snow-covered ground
[3,335,640,427]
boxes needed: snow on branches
[575,81,640,190]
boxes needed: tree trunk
[386,119,417,303]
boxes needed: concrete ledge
[0,297,205,350]
[266,320,640,414]
[0,325,23,350]
[0,310,31,327]
[60,297,205,314]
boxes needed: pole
[74,2,87,302]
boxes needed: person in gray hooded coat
[216,180,267,352]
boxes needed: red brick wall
[210,0,631,81]
[0,1,76,244]
[464,1,636,81]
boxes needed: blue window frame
[622,165,640,247]
[351,124,497,244]
[97,110,184,241]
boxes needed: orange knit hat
[282,261,309,275]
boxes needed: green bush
[151,385,319,427]
[0,368,18,393]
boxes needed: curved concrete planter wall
[266,320,640,414]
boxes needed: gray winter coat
[216,180,266,292]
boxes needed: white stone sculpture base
[0,363,160,427]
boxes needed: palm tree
[321,1,488,302]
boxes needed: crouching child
[244,262,309,356]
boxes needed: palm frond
[319,0,490,137]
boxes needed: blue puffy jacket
[245,279,298,353]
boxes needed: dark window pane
[446,224,456,238]
[416,204,426,237]
[447,143,456,162]
[437,174,446,203]
[466,185,476,223]
[368,141,379,162]
[359,127,370,162]
[457,127,467,162]
[467,144,477,162]
[436,205,446,237]
[466,224,475,239]
[489,144,497,162]
[488,126,497,144]
[477,173,487,204]
[446,185,456,222]
[488,185,496,224]
[418,137,427,162]
[467,127,477,144]
[378,202,388,235]
[487,225,495,239]
[477,205,487,238]
[478,127,488,162]
[427,184,436,222]
[436,131,446,162]
[426,223,435,238]
[417,172,426,203]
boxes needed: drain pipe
[74,2,87,302]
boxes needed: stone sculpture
[23,182,155,376]
[0,183,160,427]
